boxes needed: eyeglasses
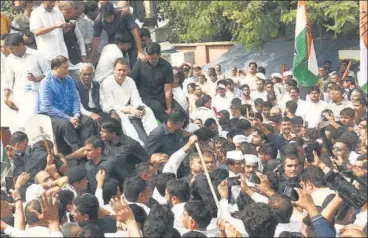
[332,147,347,152]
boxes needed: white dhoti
[117,107,157,145]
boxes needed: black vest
[63,24,81,65]
[75,80,102,113]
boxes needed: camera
[283,185,299,201]
[303,141,322,163]
[227,176,241,187]
[324,170,367,208]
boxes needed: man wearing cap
[226,150,245,203]
[271,73,285,101]
[250,77,268,101]
[283,71,293,81]
[244,154,262,185]
[65,165,88,197]
[233,134,250,151]
[212,83,233,112]
[144,109,186,157]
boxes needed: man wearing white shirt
[300,165,335,207]
[30,1,69,62]
[73,1,93,50]
[250,77,268,101]
[94,33,131,83]
[226,150,245,202]
[327,85,353,121]
[100,58,157,145]
[165,179,190,232]
[172,68,188,110]
[238,62,258,91]
[280,87,306,115]
[4,33,50,133]
[58,1,87,80]
[301,86,327,128]
[212,84,233,112]
[0,35,13,129]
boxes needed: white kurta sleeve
[163,148,188,177]
[74,24,86,56]
[128,78,144,107]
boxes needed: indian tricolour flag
[293,0,319,87]
[360,1,367,93]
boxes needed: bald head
[149,153,169,168]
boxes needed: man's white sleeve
[162,148,188,177]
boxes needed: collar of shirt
[88,157,107,167]
[162,123,172,135]
[147,58,164,69]
[80,80,94,90]
[41,6,55,13]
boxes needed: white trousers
[117,107,158,146]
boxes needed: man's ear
[83,214,90,222]
[188,216,196,230]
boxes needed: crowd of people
[0,0,367,237]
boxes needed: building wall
[172,42,234,66]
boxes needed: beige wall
[172,42,234,66]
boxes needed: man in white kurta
[211,84,233,112]
[4,33,50,133]
[1,38,13,128]
[29,1,68,62]
[299,87,327,128]
[94,34,131,83]
[100,58,157,145]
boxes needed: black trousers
[129,117,148,143]
[50,115,98,154]
[143,98,189,126]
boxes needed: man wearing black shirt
[84,136,115,193]
[99,120,149,183]
[131,42,189,123]
[144,109,185,156]
[72,193,117,233]
[89,2,144,68]
[23,140,67,183]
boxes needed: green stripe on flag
[360,82,368,94]
[293,28,319,87]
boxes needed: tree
[157,1,359,50]
[1,0,13,16]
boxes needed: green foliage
[1,0,13,16]
[157,1,360,49]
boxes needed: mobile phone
[5,177,14,193]
[282,186,299,201]
[227,176,241,187]
[137,105,145,111]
